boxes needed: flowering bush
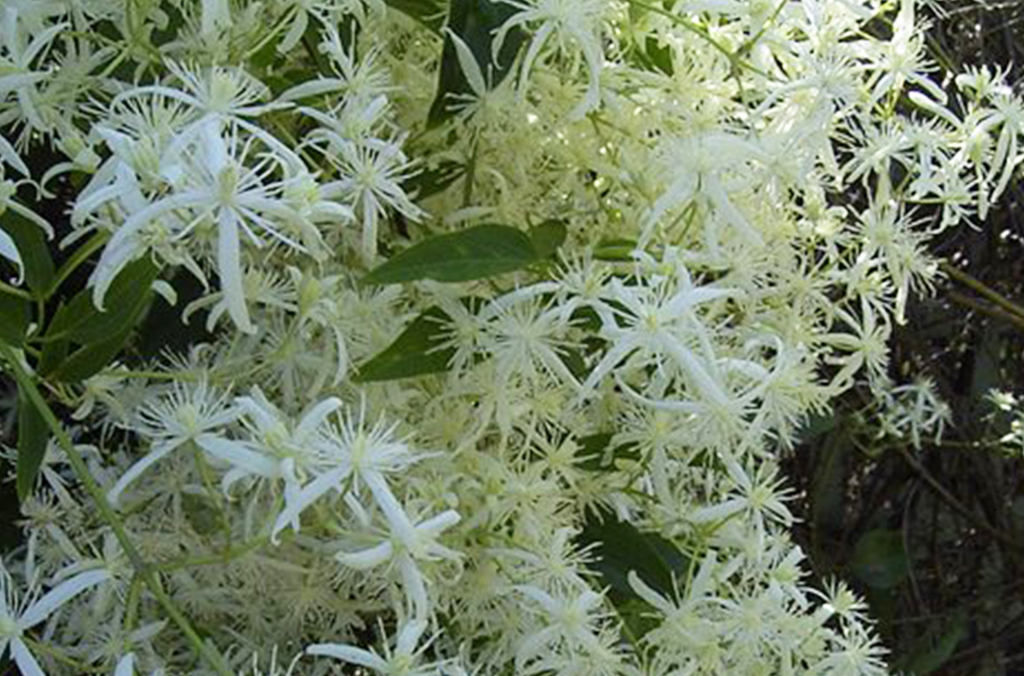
[0,0,1018,673]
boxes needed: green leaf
[39,257,160,382]
[427,0,526,126]
[0,292,29,347]
[51,328,133,382]
[355,306,455,382]
[850,529,908,589]
[528,220,568,260]
[364,224,539,284]
[1,210,54,297]
[577,507,690,601]
[16,387,48,502]
[61,257,160,345]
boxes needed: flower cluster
[0,0,1017,674]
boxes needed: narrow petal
[114,653,136,676]
[335,541,393,569]
[20,569,108,629]
[217,208,254,333]
[444,28,487,97]
[271,466,350,540]
[106,441,178,506]
[306,643,387,671]
[11,639,45,676]
[196,435,277,478]
[295,397,342,442]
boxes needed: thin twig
[942,260,1024,322]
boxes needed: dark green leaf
[39,257,160,381]
[16,387,48,502]
[850,529,908,589]
[364,224,538,284]
[427,0,526,126]
[0,292,29,347]
[577,507,690,601]
[51,328,133,382]
[811,424,850,537]
[356,306,455,381]
[1,211,54,297]
[61,257,160,345]
[529,220,568,260]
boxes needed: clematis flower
[90,122,313,333]
[0,559,108,676]
[307,618,442,676]
[106,379,242,506]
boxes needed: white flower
[90,122,313,333]
[269,397,422,540]
[106,379,241,506]
[513,584,608,670]
[335,474,461,617]
[0,11,67,133]
[0,559,108,676]
[307,618,442,676]
[581,264,735,399]
[306,133,425,263]
[493,0,607,118]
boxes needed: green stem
[947,290,1024,334]
[0,281,33,300]
[0,342,233,676]
[941,260,1024,322]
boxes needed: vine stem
[947,290,1024,334]
[0,342,233,676]
[941,260,1024,322]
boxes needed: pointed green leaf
[355,306,455,381]
[364,224,539,284]
[62,257,159,344]
[16,387,48,502]
[51,328,133,382]
[577,507,690,600]
[0,292,29,347]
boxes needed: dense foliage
[0,0,1021,674]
